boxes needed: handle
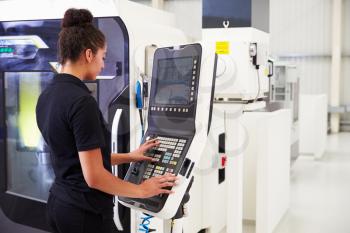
[268,59,274,78]
[111,108,124,231]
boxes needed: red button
[221,155,227,167]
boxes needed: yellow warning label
[264,68,269,76]
[216,41,230,55]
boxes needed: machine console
[119,44,203,214]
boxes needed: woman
[36,8,176,233]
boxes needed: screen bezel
[148,44,202,120]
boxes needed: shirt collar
[53,73,91,93]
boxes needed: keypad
[142,135,188,180]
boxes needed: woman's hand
[129,139,160,162]
[139,173,177,198]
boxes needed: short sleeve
[68,96,106,151]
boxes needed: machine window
[5,72,54,202]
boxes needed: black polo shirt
[36,73,113,217]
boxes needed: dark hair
[58,8,105,64]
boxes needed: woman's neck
[61,62,85,81]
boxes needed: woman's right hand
[139,173,178,198]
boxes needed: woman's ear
[85,49,94,63]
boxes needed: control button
[174,108,177,112]
[166,168,174,173]
[183,108,186,112]
[192,81,195,85]
[193,71,196,75]
[178,108,181,112]
[190,97,194,101]
[157,107,160,111]
[186,109,189,112]
[165,108,168,111]
[161,107,164,111]
[194,65,197,69]
[191,87,194,91]
[194,59,197,64]
[169,108,173,111]
[132,167,139,175]
[193,76,196,80]
[191,92,194,96]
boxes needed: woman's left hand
[129,139,160,162]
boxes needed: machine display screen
[154,57,193,105]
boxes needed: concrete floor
[244,133,350,233]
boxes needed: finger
[140,156,154,161]
[160,182,175,188]
[142,142,160,151]
[144,143,159,151]
[164,174,178,180]
[164,172,176,176]
[161,173,176,178]
[145,139,158,144]
[158,176,177,183]
[159,189,174,194]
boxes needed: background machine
[269,62,300,163]
[187,0,275,233]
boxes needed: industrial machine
[119,43,217,218]
[0,1,189,233]
[185,0,272,232]
[0,14,131,233]
[0,0,278,233]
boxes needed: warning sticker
[216,41,230,55]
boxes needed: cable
[253,67,261,103]
[170,218,175,233]
[138,109,144,137]
[138,213,154,233]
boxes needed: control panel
[142,135,188,179]
[119,43,217,219]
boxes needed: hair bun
[61,8,93,28]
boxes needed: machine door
[0,17,130,232]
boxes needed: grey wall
[270,0,332,95]
[270,0,349,123]
[132,0,202,41]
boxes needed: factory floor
[244,132,350,233]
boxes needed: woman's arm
[111,153,134,165]
[79,148,176,198]
[111,139,160,165]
